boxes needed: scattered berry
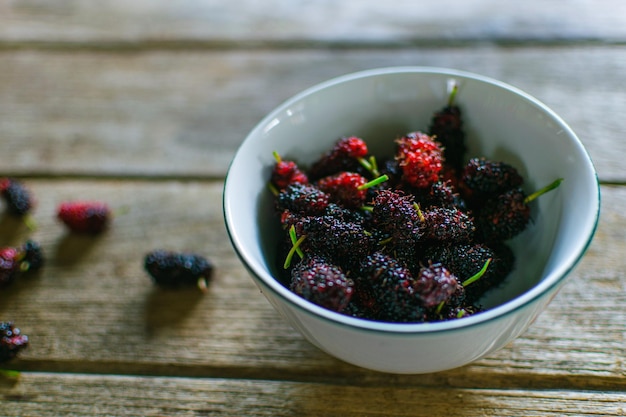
[0,247,21,287]
[0,177,35,217]
[57,201,111,234]
[0,241,45,287]
[0,322,29,363]
[20,240,45,272]
[144,250,214,291]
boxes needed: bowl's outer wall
[224,67,600,373]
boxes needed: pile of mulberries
[268,91,562,323]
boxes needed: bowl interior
[224,67,599,329]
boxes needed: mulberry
[270,152,309,190]
[276,183,330,216]
[144,250,214,291]
[396,131,444,189]
[309,136,370,180]
[413,263,460,308]
[461,157,524,197]
[0,177,34,216]
[358,252,425,322]
[0,322,29,363]
[290,255,353,313]
[428,84,467,171]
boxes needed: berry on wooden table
[0,322,29,364]
[0,177,35,217]
[57,201,111,234]
[144,250,214,291]
[0,247,21,287]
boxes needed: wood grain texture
[0,181,623,390]
[1,2,623,415]
[1,373,625,417]
[1,47,625,181]
[1,0,625,44]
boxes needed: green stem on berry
[0,369,21,378]
[435,301,445,315]
[456,309,467,319]
[272,151,282,163]
[369,156,379,175]
[284,235,306,269]
[360,205,374,213]
[357,156,381,177]
[22,214,37,232]
[462,258,492,287]
[197,277,209,293]
[448,82,459,107]
[268,182,279,197]
[357,174,389,191]
[524,178,564,204]
[414,203,426,223]
[289,225,304,259]
[284,225,305,269]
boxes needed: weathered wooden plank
[1,47,625,181]
[0,180,623,389]
[1,0,625,44]
[0,373,624,417]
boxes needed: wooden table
[1,2,625,415]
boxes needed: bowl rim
[223,66,601,334]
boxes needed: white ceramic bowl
[223,67,600,374]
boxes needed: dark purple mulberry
[420,206,475,243]
[428,86,467,171]
[476,188,530,242]
[0,177,34,216]
[290,255,353,313]
[0,322,29,363]
[144,250,214,291]
[425,243,515,304]
[461,157,524,197]
[276,183,330,216]
[0,247,21,287]
[293,215,374,269]
[371,189,423,244]
[413,263,460,308]
[21,240,45,272]
[417,180,467,211]
[358,252,425,323]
